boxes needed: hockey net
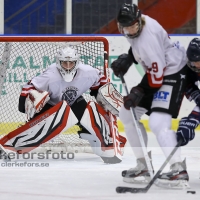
[0,36,109,153]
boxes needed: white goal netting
[0,36,109,153]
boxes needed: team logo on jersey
[180,74,186,79]
[62,86,79,105]
[173,41,180,49]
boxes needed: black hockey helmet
[187,38,200,73]
[117,3,142,38]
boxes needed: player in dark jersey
[175,38,200,147]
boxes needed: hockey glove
[123,87,144,110]
[176,117,199,146]
[189,90,200,107]
[111,53,133,77]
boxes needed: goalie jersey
[19,62,108,111]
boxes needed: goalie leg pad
[80,101,126,163]
[0,101,78,153]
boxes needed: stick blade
[116,186,147,193]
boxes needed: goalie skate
[156,159,190,189]
[122,152,154,184]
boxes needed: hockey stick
[119,73,154,179]
[116,138,183,193]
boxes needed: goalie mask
[117,3,142,39]
[56,47,79,82]
[187,38,200,73]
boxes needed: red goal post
[0,36,109,153]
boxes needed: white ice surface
[0,132,200,200]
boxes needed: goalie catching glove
[176,117,199,146]
[25,89,50,120]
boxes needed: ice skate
[122,152,154,184]
[156,159,190,189]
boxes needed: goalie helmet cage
[0,36,109,153]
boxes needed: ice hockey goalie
[0,83,126,164]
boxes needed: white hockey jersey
[127,14,187,88]
[21,62,108,106]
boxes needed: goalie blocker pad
[96,83,123,116]
[80,101,126,164]
[0,101,78,153]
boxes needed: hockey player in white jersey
[111,3,189,188]
[0,46,126,164]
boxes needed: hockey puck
[187,191,196,194]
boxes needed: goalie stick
[119,73,154,179]
[116,138,183,193]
